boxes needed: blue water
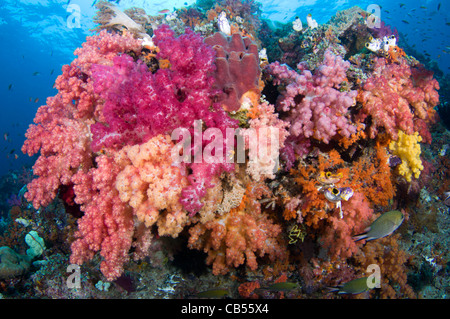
[0,0,448,178]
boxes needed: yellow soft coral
[389,130,423,182]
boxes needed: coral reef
[8,2,448,300]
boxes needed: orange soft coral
[354,234,416,298]
[387,46,405,63]
[349,142,395,207]
[188,181,287,275]
[291,163,326,227]
[291,150,347,227]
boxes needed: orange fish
[14,154,18,160]
[34,98,39,103]
[158,9,170,14]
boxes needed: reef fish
[328,277,371,294]
[353,210,404,242]
[317,171,343,185]
[324,187,354,202]
[196,288,229,298]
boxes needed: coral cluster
[357,57,439,143]
[389,131,424,182]
[266,50,357,161]
[19,2,445,299]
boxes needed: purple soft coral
[91,24,238,215]
[90,25,220,151]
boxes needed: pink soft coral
[90,25,219,151]
[241,101,290,181]
[70,155,134,281]
[267,50,357,153]
[22,30,141,209]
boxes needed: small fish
[353,210,404,242]
[50,69,54,75]
[446,22,450,26]
[8,83,12,90]
[324,187,354,202]
[158,9,170,14]
[317,171,343,185]
[34,98,39,103]
[399,3,405,8]
[196,288,229,298]
[14,154,18,160]
[401,20,409,24]
[328,277,371,295]
[4,133,8,141]
[443,191,450,207]
[384,10,390,14]
[438,3,441,11]
[9,149,15,154]
[264,282,299,292]
[32,71,40,76]
[420,6,427,9]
